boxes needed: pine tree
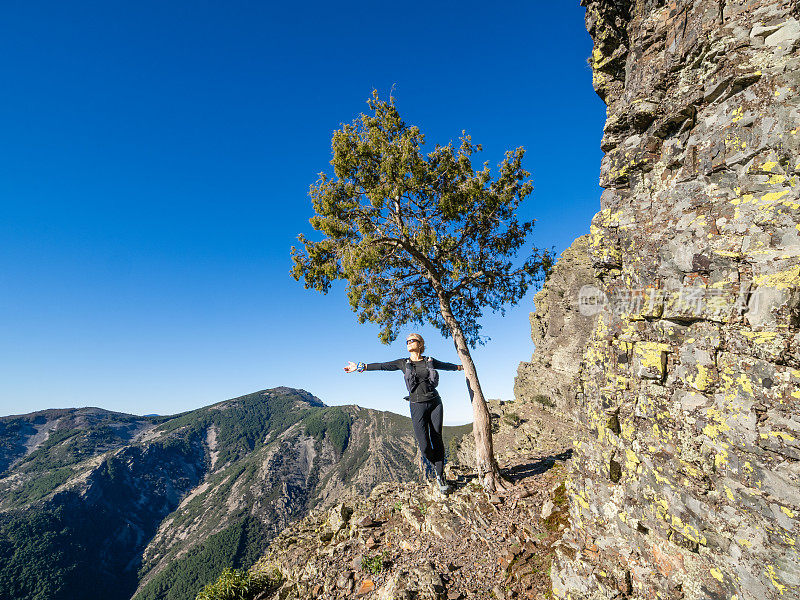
[291,91,552,492]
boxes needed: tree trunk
[437,295,511,493]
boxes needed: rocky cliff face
[515,235,601,418]
[201,447,574,600]
[552,1,800,599]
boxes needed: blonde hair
[407,333,425,353]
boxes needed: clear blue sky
[0,1,605,425]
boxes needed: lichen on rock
[552,1,800,598]
[514,235,602,419]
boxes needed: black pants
[410,399,445,478]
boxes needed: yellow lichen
[655,498,669,520]
[715,448,730,469]
[737,373,754,397]
[653,469,670,484]
[625,449,640,473]
[672,518,704,545]
[573,488,590,510]
[681,461,702,479]
[689,364,714,392]
[769,431,797,442]
[761,190,790,204]
[634,342,670,373]
[769,174,787,184]
[741,330,779,344]
[754,266,800,291]
[703,407,732,439]
[782,199,800,210]
[765,564,787,594]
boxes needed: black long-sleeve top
[365,357,460,403]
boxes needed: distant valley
[0,388,471,600]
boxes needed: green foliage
[15,423,132,478]
[195,567,281,600]
[152,390,312,468]
[444,423,472,462]
[442,422,472,442]
[16,429,82,471]
[533,394,556,408]
[502,412,521,427]
[0,389,320,600]
[447,435,460,462]
[301,407,351,456]
[134,517,272,600]
[336,434,369,482]
[544,481,569,534]
[360,551,389,575]
[0,508,73,600]
[0,418,33,473]
[551,481,567,507]
[7,467,74,504]
[0,504,137,600]
[0,418,26,442]
[6,422,136,506]
[291,91,552,347]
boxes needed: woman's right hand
[344,361,357,373]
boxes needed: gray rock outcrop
[552,1,800,599]
[515,235,602,418]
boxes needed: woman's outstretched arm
[344,359,404,373]
[431,358,464,371]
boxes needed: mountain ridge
[0,387,471,600]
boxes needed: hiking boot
[436,475,453,494]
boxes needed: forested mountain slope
[0,388,469,600]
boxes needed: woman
[344,333,463,494]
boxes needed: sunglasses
[406,339,420,344]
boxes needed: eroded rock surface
[515,235,602,418]
[553,1,800,599]
[250,452,572,600]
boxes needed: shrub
[544,481,569,533]
[302,408,351,456]
[195,567,281,600]
[360,552,388,576]
[533,394,555,408]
